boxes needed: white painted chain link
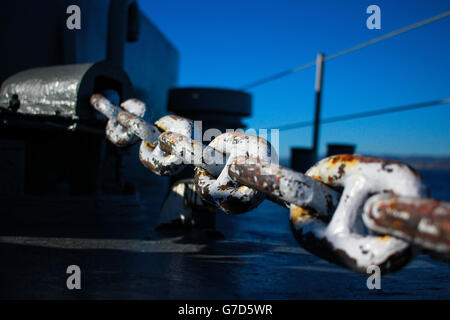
[91,94,450,274]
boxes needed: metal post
[312,53,324,153]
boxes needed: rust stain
[337,164,346,178]
[370,197,450,250]
[291,205,313,223]
[330,154,356,165]
[143,141,156,149]
[310,175,323,182]
[155,122,168,131]
[378,235,391,242]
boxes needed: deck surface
[0,188,448,299]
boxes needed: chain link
[91,94,450,274]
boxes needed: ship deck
[0,184,449,300]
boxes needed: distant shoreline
[382,156,450,170]
[280,155,450,170]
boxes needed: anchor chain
[91,94,450,274]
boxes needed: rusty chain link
[91,94,450,274]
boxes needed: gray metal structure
[0,0,179,202]
[0,0,179,121]
[0,62,133,119]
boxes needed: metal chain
[90,94,450,274]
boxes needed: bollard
[290,147,316,173]
[326,143,356,157]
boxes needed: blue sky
[140,0,450,158]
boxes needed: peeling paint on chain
[193,132,275,214]
[158,131,272,214]
[90,94,146,147]
[90,95,450,274]
[289,154,428,274]
[364,194,450,252]
[228,156,339,218]
[115,99,193,176]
